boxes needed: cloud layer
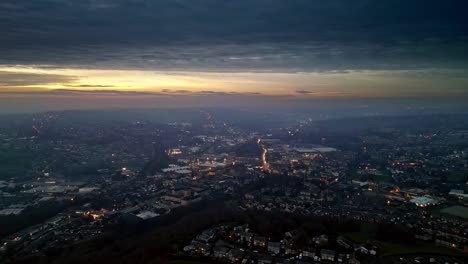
[0,0,467,72]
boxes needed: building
[321,249,336,262]
[267,241,281,255]
[449,189,468,199]
[240,232,254,244]
[301,248,316,259]
[226,248,245,263]
[253,236,267,247]
[410,196,437,207]
[213,246,230,258]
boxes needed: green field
[168,261,208,264]
[343,223,459,256]
[349,172,391,183]
[440,205,468,219]
[0,147,36,181]
[447,171,467,183]
[378,241,458,256]
[344,223,376,242]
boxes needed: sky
[0,0,468,112]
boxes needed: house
[275,258,294,264]
[257,254,273,264]
[213,246,230,259]
[356,245,369,254]
[337,236,353,249]
[267,241,281,255]
[196,229,216,242]
[313,234,328,245]
[349,254,361,264]
[233,225,247,235]
[253,236,267,247]
[321,249,335,262]
[337,253,348,262]
[302,248,316,259]
[240,232,254,244]
[284,230,298,239]
[283,243,296,255]
[191,241,212,255]
[226,248,245,263]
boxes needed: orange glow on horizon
[0,66,298,95]
[2,65,467,98]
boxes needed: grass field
[440,205,468,219]
[447,171,467,183]
[344,223,376,242]
[168,261,207,264]
[349,172,392,183]
[378,241,458,256]
[343,223,460,256]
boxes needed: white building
[410,196,436,207]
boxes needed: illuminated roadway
[258,138,270,172]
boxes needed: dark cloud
[296,90,314,94]
[295,89,345,96]
[0,88,262,97]
[0,0,467,72]
[159,89,262,96]
[198,90,229,95]
[64,84,116,88]
[0,88,159,96]
[49,89,157,96]
[160,89,191,94]
[197,90,264,96]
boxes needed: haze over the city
[1,0,468,112]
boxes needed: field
[0,146,36,181]
[168,261,208,264]
[343,223,460,256]
[440,205,468,219]
[349,170,392,183]
[447,171,467,183]
[378,241,459,256]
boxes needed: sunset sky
[1,1,467,111]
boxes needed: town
[0,110,467,263]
